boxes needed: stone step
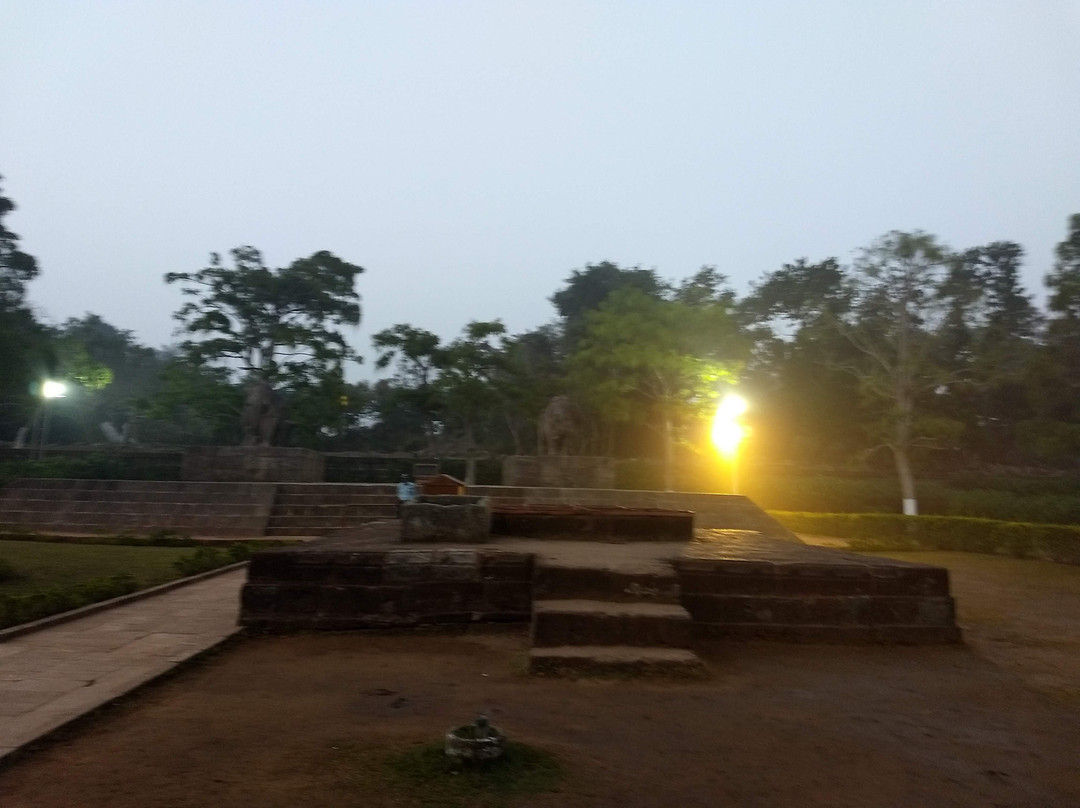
[266,513,394,529]
[531,599,693,648]
[533,565,680,603]
[276,484,396,496]
[274,494,397,506]
[271,504,397,519]
[695,623,962,644]
[528,645,707,677]
[681,594,956,627]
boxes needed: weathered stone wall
[401,496,492,543]
[472,485,800,541]
[0,478,277,537]
[675,539,960,643]
[240,546,533,631]
[501,456,616,489]
[182,447,325,483]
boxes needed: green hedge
[0,543,251,631]
[172,544,251,577]
[0,573,140,630]
[771,511,1080,566]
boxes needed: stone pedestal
[181,446,325,483]
[501,455,615,489]
[401,495,492,543]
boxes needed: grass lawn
[0,540,195,596]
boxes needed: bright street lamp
[42,380,67,399]
[37,380,68,459]
[711,393,748,493]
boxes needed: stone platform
[491,504,694,541]
[239,525,961,655]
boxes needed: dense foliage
[4,171,1080,508]
[770,512,1080,566]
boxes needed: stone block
[482,580,534,612]
[406,582,486,613]
[401,496,492,543]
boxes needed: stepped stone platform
[239,524,961,668]
[0,479,797,541]
[492,504,693,541]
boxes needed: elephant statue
[537,395,581,456]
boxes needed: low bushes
[172,544,251,577]
[0,574,140,630]
[772,511,1080,566]
[0,540,252,631]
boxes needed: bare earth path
[1,552,1078,807]
[0,569,245,760]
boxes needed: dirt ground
[2,550,1079,808]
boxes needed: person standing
[395,474,417,517]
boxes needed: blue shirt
[396,481,417,501]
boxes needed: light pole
[710,393,748,494]
[37,380,67,460]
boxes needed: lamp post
[710,393,748,494]
[37,380,67,460]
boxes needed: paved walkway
[0,569,246,762]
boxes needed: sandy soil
[2,552,1079,808]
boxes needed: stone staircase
[528,555,706,676]
[677,532,961,644]
[0,478,276,537]
[263,483,398,537]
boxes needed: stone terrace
[240,526,961,652]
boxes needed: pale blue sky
[3,1,1079,374]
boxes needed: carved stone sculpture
[537,395,580,455]
[241,377,286,446]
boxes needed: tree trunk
[892,444,918,515]
[663,414,675,491]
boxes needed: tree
[164,246,364,444]
[741,258,865,466]
[551,261,667,346]
[0,175,40,312]
[1018,215,1080,463]
[840,232,955,514]
[568,288,742,490]
[0,176,53,441]
[436,320,508,452]
[372,324,444,452]
[932,242,1040,462]
[494,324,565,454]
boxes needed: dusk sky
[3,1,1079,377]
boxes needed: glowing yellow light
[711,393,748,458]
[41,380,67,399]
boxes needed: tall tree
[741,258,864,465]
[840,231,954,514]
[551,261,667,346]
[1019,215,1080,462]
[436,320,508,451]
[165,246,363,444]
[372,324,444,452]
[568,288,742,489]
[0,176,53,441]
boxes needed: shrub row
[172,544,251,577]
[0,544,251,631]
[771,511,1080,566]
[0,573,140,631]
